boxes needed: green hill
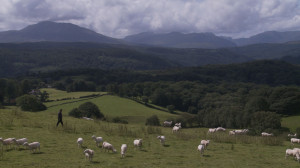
[1,90,300,167]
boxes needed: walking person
[56,109,63,127]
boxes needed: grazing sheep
[163,121,173,127]
[291,138,300,145]
[102,142,117,153]
[23,142,40,153]
[83,149,94,161]
[233,129,249,135]
[208,128,217,133]
[175,123,181,127]
[121,144,127,158]
[261,132,274,137]
[172,126,181,133]
[91,135,103,147]
[229,131,236,135]
[0,138,15,149]
[197,144,205,156]
[133,139,143,149]
[286,149,299,159]
[13,138,28,149]
[296,153,300,163]
[200,140,210,150]
[288,133,297,137]
[77,138,83,148]
[216,127,226,132]
[82,117,93,121]
[157,136,165,146]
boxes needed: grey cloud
[0,0,300,38]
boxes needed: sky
[0,0,300,38]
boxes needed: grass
[281,115,300,132]
[1,90,300,167]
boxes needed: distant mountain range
[2,21,300,48]
[0,21,121,44]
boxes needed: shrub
[16,95,47,112]
[167,105,175,113]
[145,115,160,126]
[296,127,300,139]
[69,108,82,118]
[78,102,104,119]
[68,102,104,119]
[250,111,281,133]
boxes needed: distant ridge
[0,21,121,44]
[123,32,236,49]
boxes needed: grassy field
[1,91,300,168]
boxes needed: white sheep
[172,126,181,133]
[175,122,181,127]
[13,138,28,149]
[261,132,273,137]
[200,140,210,150]
[197,144,205,156]
[288,133,297,137]
[233,129,249,135]
[0,138,15,149]
[133,139,142,149]
[208,128,217,133]
[291,138,300,145]
[157,136,165,146]
[23,142,40,153]
[77,138,83,148]
[286,149,299,159]
[82,117,93,121]
[102,142,117,153]
[121,144,127,158]
[216,127,226,132]
[91,135,103,147]
[296,153,300,163]
[83,149,94,161]
[163,121,173,127]
[229,131,236,135]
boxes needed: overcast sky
[0,0,300,38]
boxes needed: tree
[16,95,47,112]
[141,96,149,105]
[39,91,49,102]
[68,102,104,119]
[167,105,175,113]
[250,111,281,132]
[145,115,160,126]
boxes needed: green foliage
[69,102,104,119]
[296,127,300,139]
[16,94,47,112]
[39,91,49,102]
[251,111,281,133]
[145,115,160,126]
[167,105,175,113]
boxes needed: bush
[68,102,104,119]
[167,105,175,113]
[250,111,281,133]
[69,108,82,118]
[145,115,160,126]
[296,127,300,139]
[16,95,47,112]
[78,102,104,119]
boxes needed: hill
[234,31,300,46]
[124,32,236,49]
[0,21,121,44]
[0,42,252,77]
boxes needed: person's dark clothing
[56,110,63,127]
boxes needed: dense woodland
[1,60,300,133]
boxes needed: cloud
[0,0,300,38]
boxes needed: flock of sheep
[1,120,300,164]
[0,137,40,153]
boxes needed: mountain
[0,42,253,77]
[0,21,121,44]
[234,31,300,46]
[124,32,236,49]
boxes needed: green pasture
[0,91,300,167]
[281,115,300,132]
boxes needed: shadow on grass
[203,154,211,157]
[91,161,100,164]
[124,155,133,158]
[5,148,14,152]
[31,152,45,154]
[140,149,148,152]
[163,144,170,147]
